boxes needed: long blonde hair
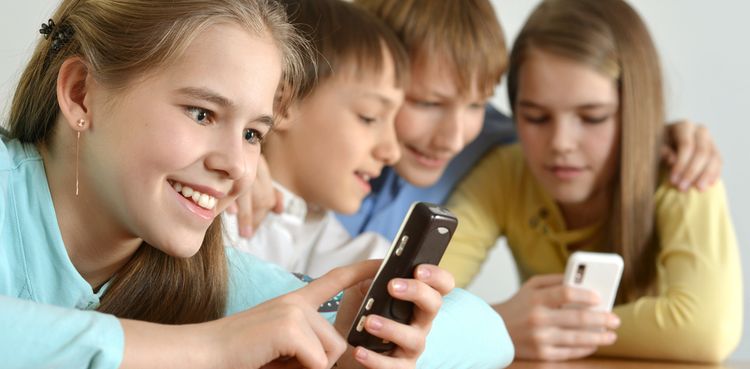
[355,0,506,99]
[7,0,308,323]
[507,0,664,303]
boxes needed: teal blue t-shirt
[0,136,513,368]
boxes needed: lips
[405,145,450,169]
[546,165,585,180]
[354,170,376,193]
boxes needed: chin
[397,166,444,188]
[551,191,592,206]
[333,198,362,215]
[151,234,204,259]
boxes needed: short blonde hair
[355,0,506,98]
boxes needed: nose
[432,108,464,154]
[373,119,401,166]
[204,129,247,180]
[550,117,578,154]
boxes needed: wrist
[119,319,217,369]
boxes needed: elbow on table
[668,311,743,363]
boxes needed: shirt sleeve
[441,147,509,288]
[597,180,742,362]
[224,247,337,323]
[0,295,124,369]
[419,288,514,368]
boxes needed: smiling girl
[442,0,742,362]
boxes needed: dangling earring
[75,118,85,197]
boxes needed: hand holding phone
[346,202,457,352]
[563,251,623,312]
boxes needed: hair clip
[39,19,56,39]
[39,18,75,53]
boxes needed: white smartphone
[563,251,624,312]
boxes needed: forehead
[518,49,617,106]
[315,71,404,107]
[131,23,282,114]
[409,52,483,101]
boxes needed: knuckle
[527,307,546,326]
[574,309,589,325]
[562,287,576,302]
[413,334,427,354]
[333,336,347,357]
[530,328,547,345]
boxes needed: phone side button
[365,298,374,311]
[356,315,367,332]
[395,235,409,256]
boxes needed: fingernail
[355,347,368,361]
[392,280,407,292]
[606,332,617,343]
[671,174,680,184]
[367,316,383,331]
[416,267,431,280]
[698,180,707,191]
[611,315,621,327]
[240,225,253,238]
[679,181,689,191]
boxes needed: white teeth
[198,193,210,208]
[183,186,194,197]
[171,181,217,210]
[356,172,372,182]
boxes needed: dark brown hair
[278,0,410,100]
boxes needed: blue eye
[186,106,212,125]
[244,128,264,144]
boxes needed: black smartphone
[346,202,458,352]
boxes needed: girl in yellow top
[442,0,742,363]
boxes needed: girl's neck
[557,187,612,231]
[39,140,142,290]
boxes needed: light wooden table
[508,358,747,369]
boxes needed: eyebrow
[176,86,235,108]
[255,114,275,129]
[518,100,616,110]
[360,92,398,108]
[177,86,275,128]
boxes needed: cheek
[395,107,430,142]
[464,113,485,143]
[244,150,260,182]
[589,124,619,166]
[517,125,547,161]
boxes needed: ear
[273,101,301,132]
[56,57,95,132]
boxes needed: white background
[1,0,748,361]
